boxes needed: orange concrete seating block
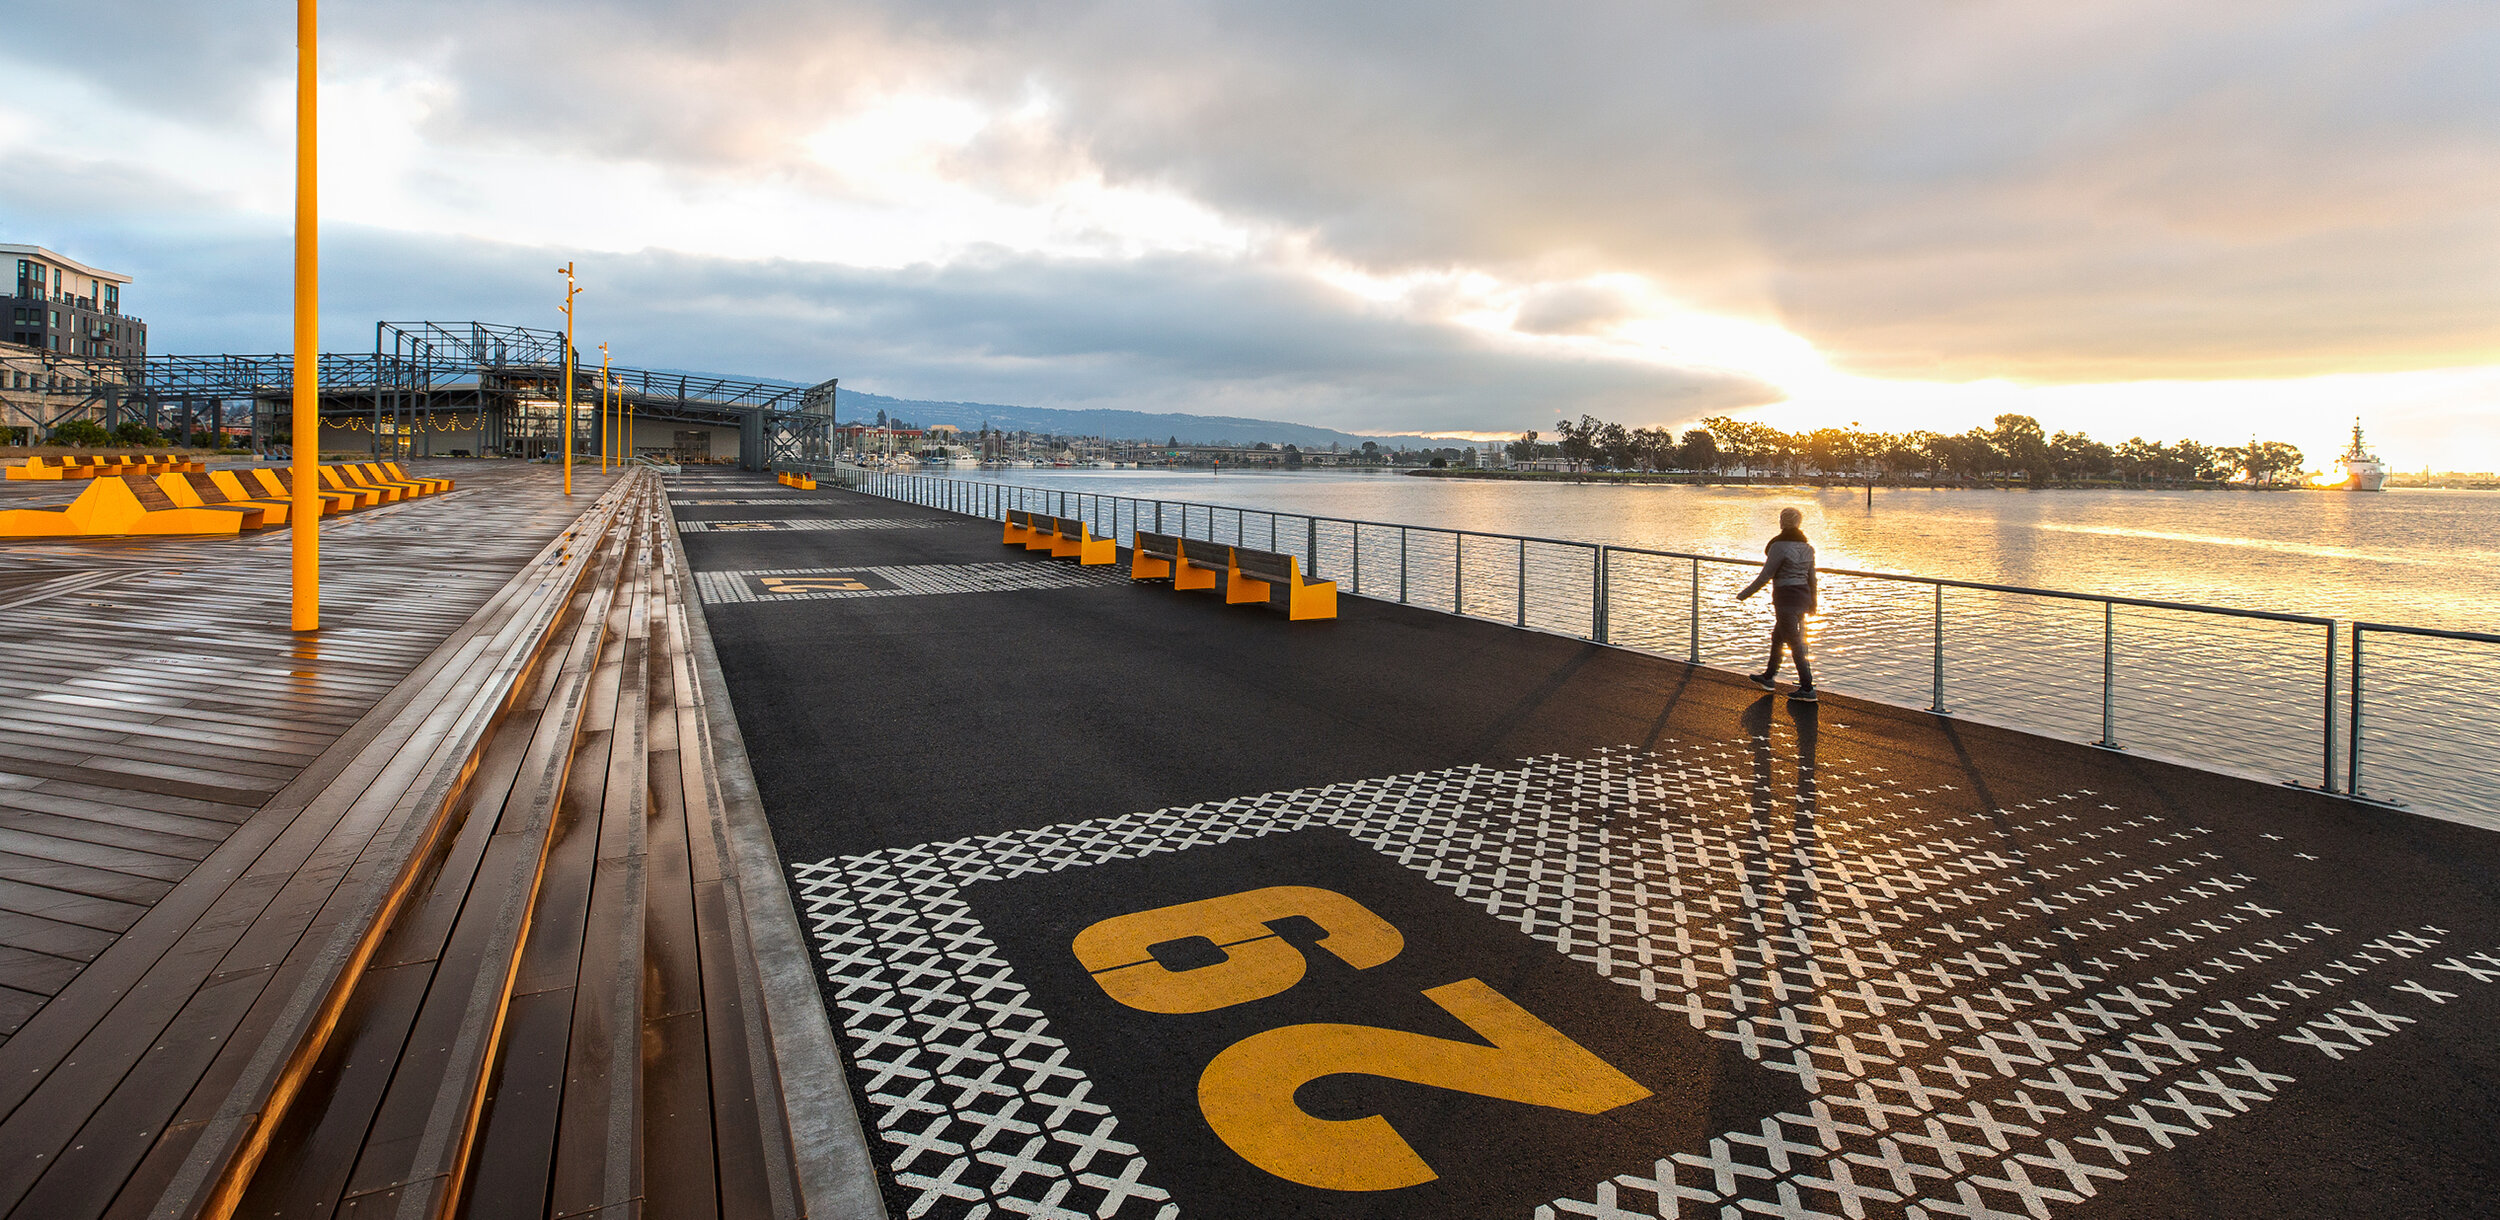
[327,465,407,503]
[205,469,313,522]
[351,463,432,498]
[251,467,363,514]
[382,462,452,493]
[168,471,296,524]
[5,456,77,481]
[315,466,390,507]
[1002,509,1035,546]
[0,475,266,537]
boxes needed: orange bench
[0,475,267,537]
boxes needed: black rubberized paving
[675,472,2500,1220]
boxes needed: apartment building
[4,244,146,361]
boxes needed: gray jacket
[1760,539,1815,588]
[1739,537,1817,603]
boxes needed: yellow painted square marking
[758,575,870,594]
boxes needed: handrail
[2351,621,2500,645]
[824,463,2500,818]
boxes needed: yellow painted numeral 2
[1073,886,1650,1191]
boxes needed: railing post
[1930,583,1948,713]
[1399,528,1409,604]
[1688,557,1700,663]
[2346,624,2363,796]
[1455,536,1466,615]
[1516,538,1527,627]
[2323,620,2339,793]
[2096,600,2116,748]
[1353,526,1362,594]
[1594,546,1608,643]
[1307,517,1318,573]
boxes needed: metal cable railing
[816,463,2496,822]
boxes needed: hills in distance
[835,389,1471,450]
[642,370,1471,450]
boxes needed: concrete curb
[665,505,892,1220]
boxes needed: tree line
[1506,413,2310,485]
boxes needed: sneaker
[1749,671,1778,691]
[1789,685,1819,702]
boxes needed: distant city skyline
[8,2,2496,468]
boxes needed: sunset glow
[6,3,2493,467]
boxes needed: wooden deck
[0,463,617,1046]
[0,461,864,1219]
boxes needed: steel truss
[80,321,834,469]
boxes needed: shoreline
[1403,468,2411,492]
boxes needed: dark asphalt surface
[674,472,2500,1220]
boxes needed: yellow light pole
[557,263,579,495]
[291,0,320,631]
[599,342,612,471]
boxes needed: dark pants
[1767,586,1814,686]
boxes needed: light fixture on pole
[558,263,580,495]
[598,341,612,472]
[291,0,320,631]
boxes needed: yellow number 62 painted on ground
[1073,885,1650,1191]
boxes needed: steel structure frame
[50,321,836,469]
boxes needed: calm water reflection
[949,468,2499,632]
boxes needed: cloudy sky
[10,1,2498,465]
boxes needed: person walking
[1738,507,1818,701]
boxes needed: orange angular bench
[344,463,429,500]
[159,471,298,524]
[5,456,88,481]
[249,467,365,515]
[0,475,267,537]
[378,462,452,494]
[326,465,407,503]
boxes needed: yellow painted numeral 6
[1073,887,1650,1191]
[1073,885,1403,1014]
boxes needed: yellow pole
[290,0,319,632]
[599,342,612,471]
[557,263,579,495]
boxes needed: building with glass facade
[3,244,145,361]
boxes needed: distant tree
[1360,440,1381,462]
[1506,429,1542,463]
[1554,416,1604,471]
[111,420,165,447]
[1803,427,1861,477]
[2049,431,2115,481]
[1990,414,2052,483]
[1877,432,1933,477]
[875,409,888,426]
[1701,416,1788,474]
[2226,440,2304,484]
[1429,456,1448,468]
[1595,421,1635,469]
[2173,439,2224,481]
[1927,429,1998,480]
[1624,426,1671,471]
[2113,437,2167,483]
[1677,428,1720,472]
